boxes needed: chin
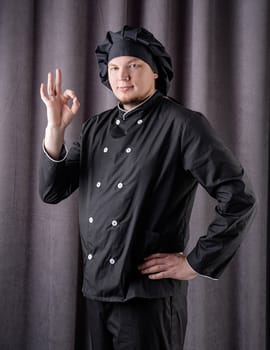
[117,95,142,105]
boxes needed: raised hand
[40,68,80,130]
[40,68,80,159]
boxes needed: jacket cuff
[186,253,219,281]
[42,141,68,162]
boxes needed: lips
[118,86,133,92]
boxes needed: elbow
[245,183,258,211]
[249,191,258,216]
[39,187,62,204]
[240,189,258,224]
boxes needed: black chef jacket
[39,91,257,302]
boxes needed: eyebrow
[108,58,141,67]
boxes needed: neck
[120,90,157,111]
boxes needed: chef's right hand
[40,68,80,159]
[40,68,80,130]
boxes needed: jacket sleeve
[39,140,80,204]
[181,112,257,279]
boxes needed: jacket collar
[117,90,164,120]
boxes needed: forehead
[108,56,145,66]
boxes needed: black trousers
[83,293,187,350]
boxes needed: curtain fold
[0,0,269,349]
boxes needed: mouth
[117,86,133,92]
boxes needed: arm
[182,113,257,278]
[39,140,80,204]
[39,69,81,203]
[139,112,257,281]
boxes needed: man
[39,26,256,350]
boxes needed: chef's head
[95,25,173,97]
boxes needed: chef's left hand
[138,253,198,280]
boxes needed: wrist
[45,123,65,134]
[184,256,198,279]
[44,126,65,160]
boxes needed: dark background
[0,0,269,349]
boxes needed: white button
[137,119,143,125]
[88,254,93,260]
[117,182,123,189]
[112,220,118,227]
[103,147,109,153]
[89,217,94,223]
[115,119,121,125]
[96,181,101,188]
[126,147,132,153]
[109,258,116,265]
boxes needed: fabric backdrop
[0,0,269,349]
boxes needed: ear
[153,72,159,79]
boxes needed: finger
[47,72,55,96]
[139,253,182,271]
[138,258,167,271]
[40,83,49,103]
[55,68,62,95]
[62,90,75,104]
[148,271,170,280]
[70,97,80,115]
[62,89,80,113]
[63,89,76,99]
[149,267,197,281]
[143,253,168,261]
[62,89,80,116]
[140,263,167,275]
[138,258,160,269]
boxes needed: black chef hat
[95,25,173,95]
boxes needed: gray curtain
[0,0,269,349]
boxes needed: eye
[109,66,119,71]
[129,63,139,69]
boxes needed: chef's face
[108,56,158,110]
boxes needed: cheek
[140,76,154,89]
[108,76,116,89]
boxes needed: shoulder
[158,96,220,145]
[159,95,206,126]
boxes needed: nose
[119,67,130,80]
